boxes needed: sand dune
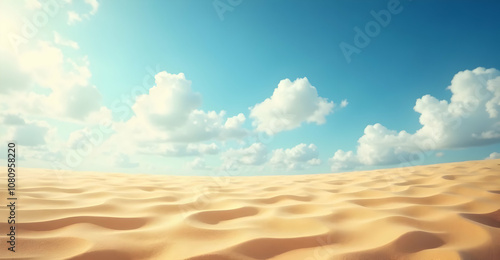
[1,159,500,259]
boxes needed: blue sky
[1,0,500,175]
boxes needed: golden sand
[1,159,500,259]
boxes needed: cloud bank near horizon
[1,1,499,175]
[329,67,500,172]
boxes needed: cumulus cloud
[67,126,110,150]
[7,120,55,146]
[485,77,500,118]
[132,72,201,129]
[329,150,359,172]
[486,152,500,160]
[340,99,349,108]
[140,143,219,157]
[221,113,248,139]
[250,77,335,134]
[270,143,321,170]
[330,67,500,171]
[0,41,108,123]
[0,49,33,94]
[18,42,91,90]
[85,107,113,125]
[413,68,500,148]
[222,143,268,170]
[113,153,139,168]
[328,123,422,172]
[357,123,419,166]
[28,149,64,162]
[0,1,109,169]
[56,85,103,120]
[188,157,211,170]
[90,71,250,167]
[2,114,26,125]
[121,71,247,143]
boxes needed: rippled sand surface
[1,159,500,259]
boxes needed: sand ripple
[1,159,499,259]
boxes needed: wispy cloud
[53,31,79,49]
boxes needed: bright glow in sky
[1,0,500,176]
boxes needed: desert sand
[1,159,500,260]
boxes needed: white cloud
[270,143,321,170]
[125,109,237,143]
[67,127,92,149]
[250,77,335,134]
[67,0,99,25]
[188,157,211,170]
[1,114,25,125]
[58,85,103,120]
[132,71,202,129]
[85,106,113,125]
[307,158,321,166]
[486,77,500,118]
[29,149,64,162]
[172,110,230,142]
[357,123,419,166]
[0,2,107,169]
[329,124,423,171]
[7,120,55,147]
[414,67,500,148]
[67,126,110,150]
[221,113,248,139]
[113,153,139,168]
[329,150,359,172]
[1,41,107,123]
[222,143,268,170]
[54,31,79,49]
[224,113,245,129]
[340,99,349,108]
[486,152,500,160]
[330,67,500,171]
[85,0,99,15]
[67,11,82,25]
[14,42,89,89]
[0,48,33,94]
[16,41,84,89]
[119,71,247,144]
[196,143,219,154]
[95,71,250,165]
[140,143,219,157]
